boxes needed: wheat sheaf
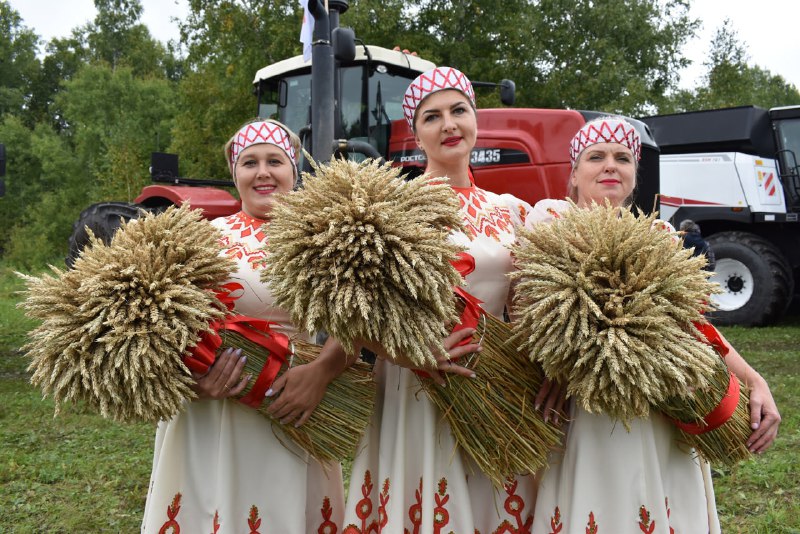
[19,205,233,423]
[262,158,464,369]
[511,201,720,427]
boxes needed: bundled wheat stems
[18,205,374,463]
[511,201,752,464]
[262,158,463,369]
[419,296,564,488]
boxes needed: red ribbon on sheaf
[672,371,741,435]
[183,282,292,408]
[670,320,738,434]
[693,321,730,357]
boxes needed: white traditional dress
[343,181,536,534]
[141,211,344,534]
[528,199,720,534]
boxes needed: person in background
[680,219,715,271]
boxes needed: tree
[58,63,178,200]
[0,1,41,120]
[663,19,800,112]
[169,0,301,179]
[352,0,698,115]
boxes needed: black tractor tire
[65,202,148,268]
[706,231,794,326]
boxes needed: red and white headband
[403,67,476,128]
[569,117,641,166]
[229,120,297,173]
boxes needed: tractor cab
[252,46,434,168]
[771,105,800,212]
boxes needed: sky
[7,0,800,93]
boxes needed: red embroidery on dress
[378,478,390,531]
[638,505,655,534]
[226,211,268,242]
[344,470,381,534]
[489,479,532,533]
[545,207,562,219]
[318,496,338,534]
[548,506,563,534]
[432,477,452,533]
[219,212,270,269]
[405,477,423,534]
[158,492,182,534]
[517,204,528,226]
[212,510,220,533]
[458,188,514,241]
[585,511,598,534]
[666,498,675,534]
[248,505,262,534]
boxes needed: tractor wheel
[706,231,793,326]
[65,202,148,268]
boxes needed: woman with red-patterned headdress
[342,67,539,533]
[527,117,781,534]
[141,119,347,533]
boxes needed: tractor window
[338,66,417,157]
[259,73,311,139]
[339,67,368,139]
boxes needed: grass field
[1,263,798,533]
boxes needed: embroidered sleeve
[498,193,535,228]
[524,199,571,229]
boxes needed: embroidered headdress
[228,120,298,173]
[569,117,641,166]
[403,66,476,128]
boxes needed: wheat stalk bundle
[262,158,464,369]
[510,201,721,428]
[419,295,564,488]
[658,324,752,466]
[19,205,375,463]
[19,205,232,422]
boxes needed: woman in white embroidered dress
[530,117,781,534]
[343,67,538,534]
[141,119,346,533]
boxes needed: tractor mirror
[499,80,516,106]
[333,27,356,62]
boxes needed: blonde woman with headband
[343,67,539,533]
[528,117,780,534]
[141,119,347,533]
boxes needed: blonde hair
[224,118,302,181]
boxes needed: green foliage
[169,0,302,179]
[343,0,698,114]
[664,19,800,113]
[0,1,41,119]
[58,63,177,201]
[0,118,85,268]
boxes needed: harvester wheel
[706,231,793,326]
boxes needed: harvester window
[775,119,800,175]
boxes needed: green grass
[1,264,799,532]
[710,319,800,533]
